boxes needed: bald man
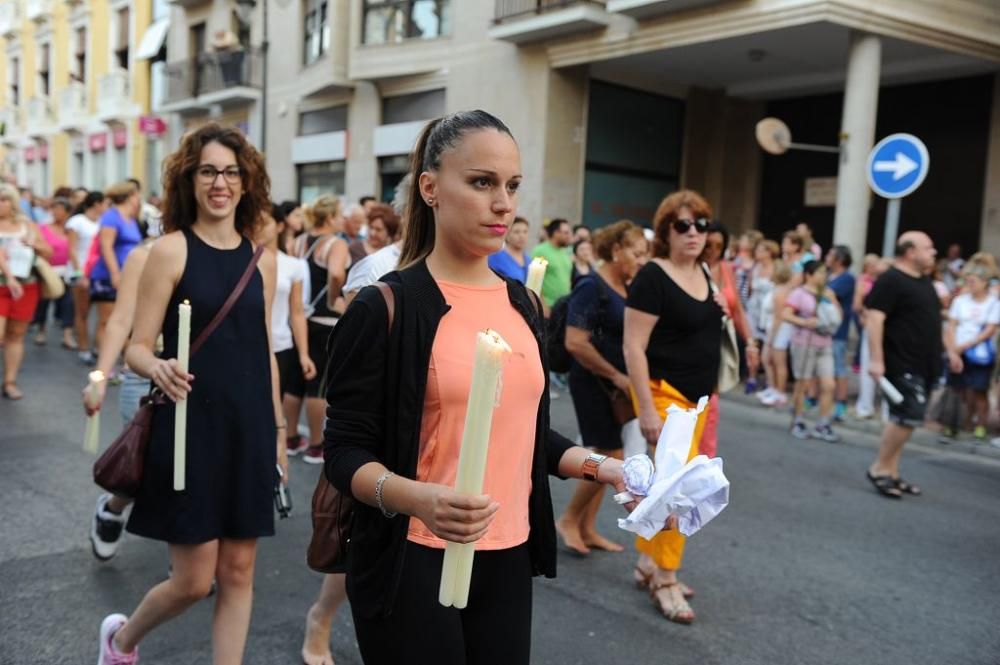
[863,231,941,499]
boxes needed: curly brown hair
[160,123,270,237]
[651,189,713,258]
[592,219,646,262]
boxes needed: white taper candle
[438,329,511,609]
[174,300,191,491]
[83,370,105,454]
[525,257,547,296]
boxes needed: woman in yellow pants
[623,189,724,624]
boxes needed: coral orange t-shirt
[407,279,544,551]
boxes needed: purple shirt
[90,207,142,281]
[786,286,832,348]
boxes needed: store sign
[24,146,35,162]
[112,126,128,148]
[139,115,167,137]
[38,143,48,160]
[804,177,837,207]
[89,133,108,152]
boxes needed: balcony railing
[58,83,87,128]
[163,48,264,106]
[26,0,54,22]
[494,0,606,23]
[25,96,53,135]
[97,70,131,119]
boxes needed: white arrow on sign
[873,152,918,181]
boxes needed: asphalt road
[1,339,999,664]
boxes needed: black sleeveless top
[304,233,338,320]
[127,229,276,543]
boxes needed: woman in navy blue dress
[556,220,650,555]
[96,123,285,665]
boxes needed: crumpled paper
[617,396,730,538]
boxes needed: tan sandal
[634,567,694,598]
[649,580,695,624]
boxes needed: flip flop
[866,471,902,499]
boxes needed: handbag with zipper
[307,281,394,574]
[703,263,741,393]
[93,245,265,498]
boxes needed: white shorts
[771,322,795,351]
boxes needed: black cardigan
[322,259,575,619]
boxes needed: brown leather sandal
[649,581,695,624]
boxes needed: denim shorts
[119,368,152,422]
[832,339,849,379]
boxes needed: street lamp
[235,0,268,154]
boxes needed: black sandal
[866,471,902,499]
[895,478,922,496]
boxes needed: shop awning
[135,18,170,61]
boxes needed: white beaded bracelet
[375,471,397,518]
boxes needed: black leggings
[352,542,533,665]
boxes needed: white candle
[174,300,191,491]
[83,370,105,454]
[438,329,511,609]
[525,257,547,296]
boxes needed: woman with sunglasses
[624,190,727,625]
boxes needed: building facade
[8,0,997,256]
[0,0,167,195]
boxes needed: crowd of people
[0,109,998,664]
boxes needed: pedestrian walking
[487,216,530,283]
[783,260,843,442]
[67,191,107,364]
[257,205,316,456]
[865,232,942,499]
[32,197,77,348]
[747,240,780,394]
[291,195,350,464]
[97,123,284,664]
[83,238,154,561]
[348,202,400,265]
[570,237,595,286]
[323,111,650,664]
[0,183,53,400]
[942,263,999,441]
[624,189,724,624]
[531,217,573,307]
[825,245,855,421]
[90,181,143,355]
[557,220,648,555]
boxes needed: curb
[721,390,1000,462]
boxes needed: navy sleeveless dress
[127,230,276,544]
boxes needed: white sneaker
[990,437,1000,449]
[756,388,776,403]
[90,494,131,562]
[97,613,138,664]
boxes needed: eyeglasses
[671,218,710,235]
[195,165,242,184]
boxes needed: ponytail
[398,110,515,268]
[399,118,443,268]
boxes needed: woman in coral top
[323,111,671,664]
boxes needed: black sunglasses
[672,218,710,234]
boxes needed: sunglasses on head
[672,218,710,235]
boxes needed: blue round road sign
[866,133,929,199]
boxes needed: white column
[832,31,881,261]
[979,74,1000,257]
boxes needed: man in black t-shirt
[864,231,941,499]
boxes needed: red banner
[112,126,128,148]
[138,115,167,136]
[24,146,35,162]
[89,133,107,152]
[38,143,48,160]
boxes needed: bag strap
[373,281,395,335]
[191,244,265,357]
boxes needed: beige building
[161,0,1000,255]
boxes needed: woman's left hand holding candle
[81,372,107,417]
[149,358,193,402]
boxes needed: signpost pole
[881,198,901,258]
